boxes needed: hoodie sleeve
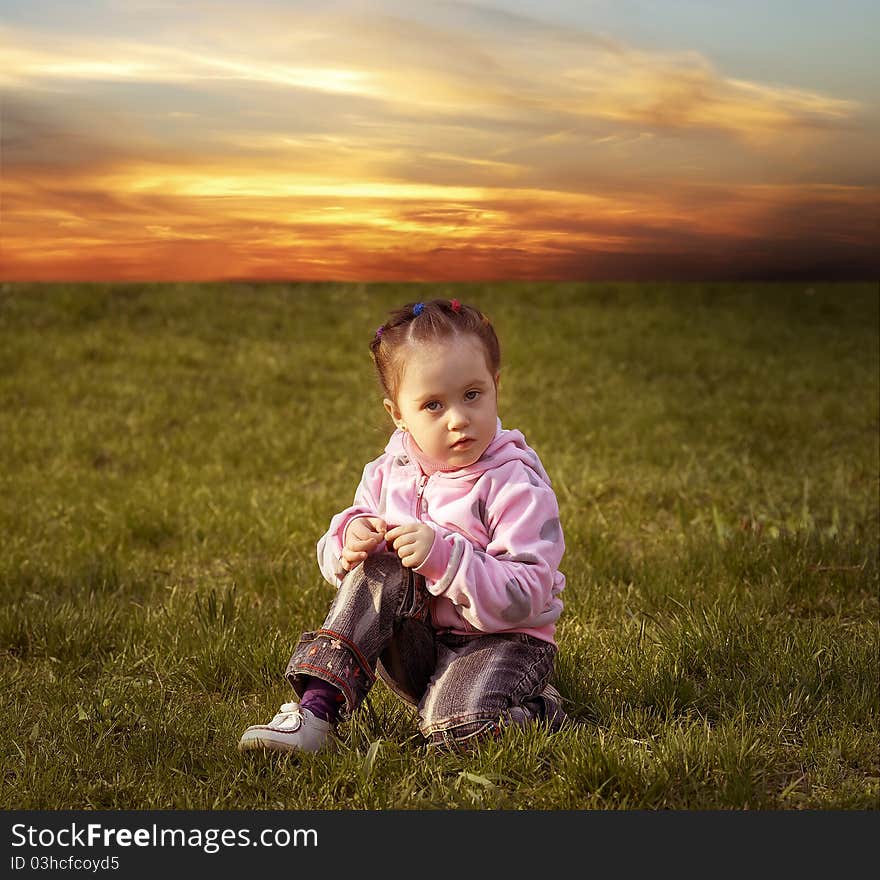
[415,462,565,632]
[316,454,391,586]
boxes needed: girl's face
[384,334,499,468]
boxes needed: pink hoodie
[317,420,565,644]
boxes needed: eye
[465,390,480,401]
[424,400,442,412]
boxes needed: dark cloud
[2,98,130,171]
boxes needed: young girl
[239,299,567,752]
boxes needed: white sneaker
[238,702,334,753]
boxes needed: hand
[341,516,387,571]
[385,522,435,569]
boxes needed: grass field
[1,281,877,810]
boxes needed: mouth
[450,437,475,451]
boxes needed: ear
[383,398,405,430]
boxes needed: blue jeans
[285,553,566,748]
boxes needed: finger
[340,554,360,572]
[355,529,387,548]
[399,542,423,562]
[392,534,418,552]
[352,518,383,537]
[386,524,415,542]
[366,517,387,535]
[350,526,377,543]
[366,532,386,549]
[400,548,425,568]
[347,536,374,551]
[341,554,364,571]
[342,548,367,565]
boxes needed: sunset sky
[2,0,878,281]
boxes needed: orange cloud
[3,149,877,282]
[1,8,877,282]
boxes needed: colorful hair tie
[413,303,424,317]
[375,326,384,339]
[450,299,461,313]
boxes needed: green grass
[1,281,877,810]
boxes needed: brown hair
[369,299,501,400]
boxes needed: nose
[446,406,469,431]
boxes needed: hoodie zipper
[414,472,435,627]
[415,474,428,520]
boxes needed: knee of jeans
[337,552,400,596]
[361,551,403,582]
[335,551,409,616]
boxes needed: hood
[384,419,553,487]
